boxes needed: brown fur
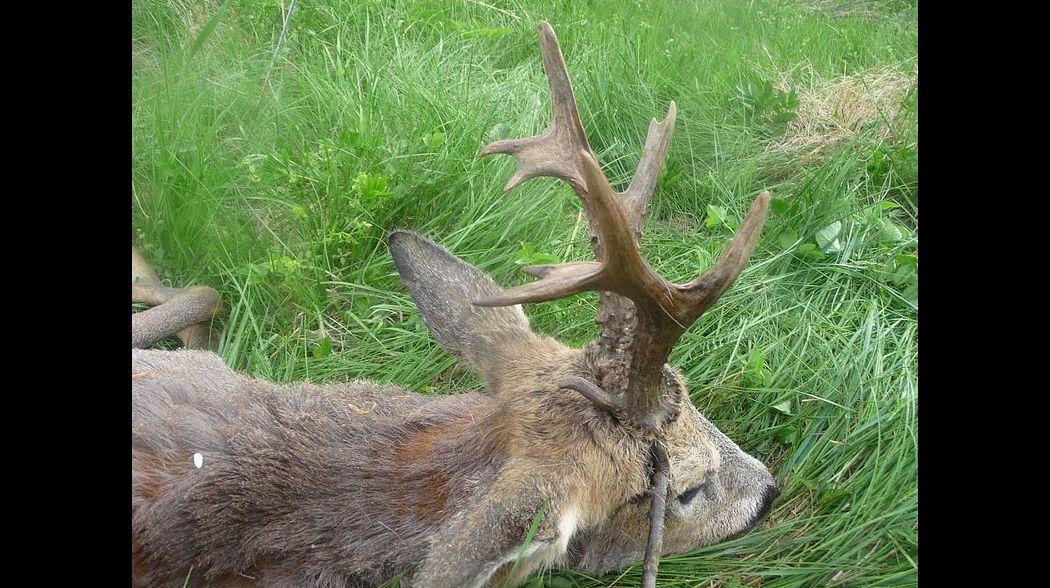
[132,230,776,587]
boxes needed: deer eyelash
[677,482,709,505]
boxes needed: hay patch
[768,64,916,163]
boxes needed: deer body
[133,234,648,587]
[132,22,777,588]
[132,348,512,587]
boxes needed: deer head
[131,20,775,588]
[387,20,775,586]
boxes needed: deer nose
[757,484,778,518]
[748,484,779,529]
[730,483,780,539]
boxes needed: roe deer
[132,21,777,588]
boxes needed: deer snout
[728,475,778,540]
[748,483,779,530]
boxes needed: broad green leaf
[515,243,560,265]
[312,339,333,358]
[798,243,825,260]
[770,198,791,215]
[879,218,903,242]
[423,132,446,150]
[747,347,765,373]
[773,400,793,415]
[818,488,851,507]
[895,253,918,269]
[892,264,913,286]
[776,424,800,445]
[527,253,560,265]
[902,283,918,306]
[816,221,843,253]
[705,204,727,229]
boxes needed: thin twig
[262,0,297,91]
[642,440,670,588]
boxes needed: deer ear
[387,230,537,374]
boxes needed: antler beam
[475,21,769,434]
[132,246,222,350]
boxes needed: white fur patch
[193,453,203,469]
[557,507,578,554]
[474,506,580,588]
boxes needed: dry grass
[799,0,913,20]
[768,63,916,162]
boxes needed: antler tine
[475,21,673,310]
[618,101,677,237]
[675,192,770,324]
[474,261,603,307]
[479,21,592,193]
[132,247,222,350]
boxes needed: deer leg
[132,246,221,350]
[412,481,563,588]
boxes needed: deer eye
[677,481,708,505]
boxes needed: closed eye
[677,482,708,505]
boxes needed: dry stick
[261,0,297,92]
[642,441,671,588]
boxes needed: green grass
[132,0,917,586]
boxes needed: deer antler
[476,21,770,435]
[132,246,222,350]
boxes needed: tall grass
[132,0,917,585]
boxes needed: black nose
[745,484,779,531]
[732,484,781,538]
[757,484,779,519]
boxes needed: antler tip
[471,295,502,308]
[503,169,530,192]
[479,139,515,159]
[753,191,772,211]
[664,100,678,121]
[536,20,564,56]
